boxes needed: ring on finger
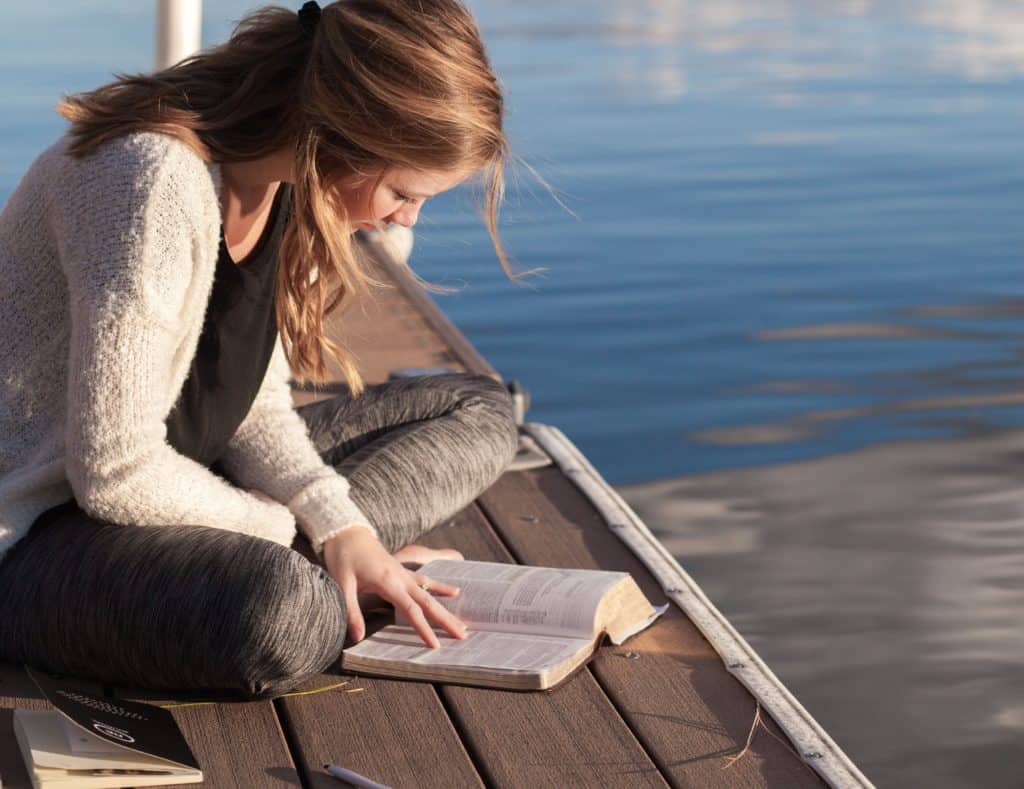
[418,577,432,593]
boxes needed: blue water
[417,3,1024,484]
[3,2,1023,786]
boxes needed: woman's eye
[393,190,416,204]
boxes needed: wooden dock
[0,237,856,788]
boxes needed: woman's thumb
[342,578,365,643]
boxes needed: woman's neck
[218,148,293,264]
[219,148,294,206]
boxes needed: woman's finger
[428,579,462,598]
[412,573,461,598]
[397,595,441,649]
[411,584,469,640]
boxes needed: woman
[0,0,521,699]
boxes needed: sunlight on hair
[55,0,543,393]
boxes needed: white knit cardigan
[0,131,377,563]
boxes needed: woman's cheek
[374,199,401,224]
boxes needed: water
[1,2,1022,786]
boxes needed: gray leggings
[0,372,518,699]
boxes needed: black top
[166,184,292,467]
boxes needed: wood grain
[112,685,300,788]
[357,245,498,380]
[274,528,482,789]
[276,671,482,789]
[293,265,463,409]
[416,504,669,788]
[477,468,824,788]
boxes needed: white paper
[58,715,125,756]
[418,559,626,639]
[346,625,590,673]
[608,603,670,645]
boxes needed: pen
[324,763,393,789]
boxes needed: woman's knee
[226,543,348,699]
[0,513,346,698]
[447,372,519,466]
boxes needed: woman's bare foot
[393,543,464,570]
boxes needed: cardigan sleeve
[217,337,379,557]
[60,135,297,548]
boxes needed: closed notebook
[13,667,202,788]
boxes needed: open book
[13,667,202,788]
[342,559,667,690]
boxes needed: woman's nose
[388,203,421,228]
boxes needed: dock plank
[321,275,463,384]
[416,505,668,788]
[280,500,666,789]
[112,686,300,789]
[357,245,498,380]
[276,671,483,789]
[478,468,824,788]
[226,537,483,789]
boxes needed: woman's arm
[60,134,296,547]
[217,337,380,557]
[218,341,477,647]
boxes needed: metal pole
[155,0,202,70]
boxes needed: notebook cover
[25,666,200,770]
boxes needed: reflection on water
[698,297,1024,449]
[619,431,1024,787]
[419,0,1024,492]
[484,0,1024,103]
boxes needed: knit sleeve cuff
[287,476,379,557]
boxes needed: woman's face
[339,166,470,232]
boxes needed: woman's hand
[322,527,468,648]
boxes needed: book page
[609,603,670,645]
[346,625,591,673]
[417,560,626,639]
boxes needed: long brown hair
[57,0,519,394]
